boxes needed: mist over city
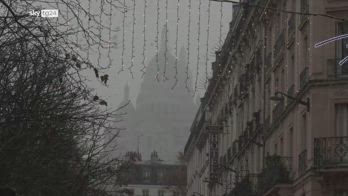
[0,0,347,196]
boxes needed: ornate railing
[272,99,285,122]
[314,137,348,169]
[298,149,307,175]
[287,15,295,45]
[287,84,295,105]
[258,155,292,194]
[300,67,309,89]
[274,31,285,65]
[230,172,258,196]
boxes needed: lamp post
[270,91,310,112]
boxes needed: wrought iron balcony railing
[314,137,348,169]
[229,172,258,196]
[300,67,309,89]
[258,155,292,194]
[272,98,285,122]
[287,84,295,105]
[274,31,285,65]
[287,15,295,45]
[298,149,307,175]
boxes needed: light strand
[141,0,148,77]
[194,0,202,95]
[118,0,126,74]
[128,0,136,78]
[107,0,113,68]
[205,0,211,89]
[155,0,160,81]
[172,0,180,89]
[97,0,104,68]
[219,1,223,45]
[163,0,169,81]
[87,0,91,62]
[186,0,192,92]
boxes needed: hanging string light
[141,0,148,77]
[194,0,202,95]
[107,0,113,68]
[128,0,136,78]
[76,5,80,45]
[163,0,169,81]
[155,0,160,81]
[186,0,192,92]
[87,0,91,62]
[118,0,126,74]
[172,0,180,89]
[97,0,104,68]
[219,1,223,45]
[205,0,211,88]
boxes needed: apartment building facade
[184,0,348,196]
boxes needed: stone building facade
[115,151,186,196]
[184,0,348,196]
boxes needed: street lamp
[270,91,310,112]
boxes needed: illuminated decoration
[119,0,127,74]
[128,0,136,78]
[141,0,148,77]
[194,0,202,95]
[205,0,212,88]
[107,0,113,68]
[172,0,180,89]
[314,34,348,66]
[97,0,103,69]
[186,0,192,92]
[163,0,169,81]
[219,1,223,45]
[87,0,91,61]
[155,0,160,81]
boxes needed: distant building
[114,27,197,162]
[116,151,186,196]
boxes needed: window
[158,190,164,196]
[336,104,348,136]
[143,189,149,196]
[337,22,348,75]
[143,168,150,179]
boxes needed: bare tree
[0,8,127,195]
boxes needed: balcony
[299,67,309,89]
[314,137,348,169]
[287,15,295,47]
[274,31,285,65]
[258,155,293,195]
[287,85,295,105]
[298,149,307,176]
[229,172,258,196]
[272,99,285,122]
